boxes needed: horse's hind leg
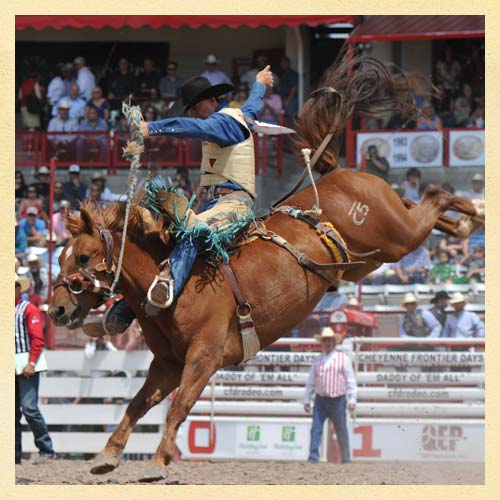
[90,359,182,475]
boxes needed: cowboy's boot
[82,299,136,338]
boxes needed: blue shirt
[399,308,442,338]
[19,217,47,237]
[148,82,266,148]
[442,310,485,338]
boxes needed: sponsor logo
[422,424,464,452]
[247,425,260,442]
[281,426,296,442]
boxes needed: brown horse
[48,53,483,482]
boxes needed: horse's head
[48,207,115,328]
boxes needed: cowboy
[442,292,484,338]
[83,64,274,338]
[400,292,441,338]
[32,165,51,198]
[345,296,361,310]
[304,327,357,464]
[429,290,451,327]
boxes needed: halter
[53,224,117,305]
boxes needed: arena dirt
[15,459,484,485]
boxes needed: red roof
[16,15,358,31]
[349,15,484,42]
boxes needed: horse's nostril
[55,306,66,318]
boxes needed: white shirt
[47,76,65,106]
[76,66,96,101]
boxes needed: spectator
[51,83,87,121]
[32,165,51,198]
[173,168,193,199]
[142,104,158,123]
[259,84,283,125]
[15,170,27,204]
[86,172,120,202]
[462,245,485,284]
[87,182,104,208]
[401,167,422,203]
[416,101,443,131]
[73,56,96,101]
[42,181,65,214]
[432,83,454,127]
[470,106,485,128]
[112,113,130,132]
[107,58,137,102]
[47,100,79,155]
[77,104,108,161]
[453,82,475,127]
[465,173,485,200]
[46,63,67,108]
[442,292,484,338]
[399,293,441,338]
[159,61,184,101]
[192,185,208,214]
[394,245,431,284]
[229,84,249,109]
[63,164,88,209]
[430,250,454,284]
[145,88,168,118]
[88,86,111,122]
[15,221,28,262]
[19,206,47,246]
[439,234,464,263]
[241,55,278,91]
[435,45,462,97]
[51,200,72,245]
[303,327,356,464]
[15,274,57,465]
[462,228,485,260]
[363,144,390,183]
[17,185,44,220]
[363,262,397,285]
[136,57,160,97]
[18,72,43,130]
[25,253,49,302]
[429,291,451,327]
[345,296,361,310]
[201,53,233,87]
[278,56,298,119]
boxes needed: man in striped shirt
[15,274,56,464]
[304,327,357,464]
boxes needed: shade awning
[16,15,358,31]
[349,15,484,42]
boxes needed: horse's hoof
[139,466,167,482]
[90,454,120,474]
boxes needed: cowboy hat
[402,292,418,305]
[167,76,234,118]
[430,291,451,304]
[472,173,484,182]
[449,292,467,304]
[204,53,218,64]
[35,166,50,179]
[314,326,343,344]
[91,171,106,181]
[15,273,31,294]
[347,296,360,307]
[26,253,43,266]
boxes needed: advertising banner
[357,131,443,168]
[448,129,485,166]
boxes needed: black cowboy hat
[167,76,233,118]
[430,291,451,304]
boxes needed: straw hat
[314,326,343,344]
[15,273,31,294]
[449,292,467,304]
[347,296,360,307]
[26,253,43,266]
[402,292,418,305]
[35,165,50,179]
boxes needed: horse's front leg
[140,340,224,482]
[91,358,182,474]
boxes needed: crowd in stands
[17,53,299,134]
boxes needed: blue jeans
[15,372,55,462]
[308,395,351,463]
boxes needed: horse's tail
[294,46,433,174]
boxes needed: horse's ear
[80,208,94,235]
[64,208,94,236]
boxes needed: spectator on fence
[453,82,475,127]
[15,274,57,465]
[25,253,49,302]
[400,292,441,338]
[52,83,87,122]
[159,61,185,102]
[137,57,160,98]
[15,170,27,205]
[435,45,462,97]
[17,184,44,220]
[401,167,422,203]
[429,291,451,327]
[201,53,233,88]
[15,221,28,262]
[462,245,485,284]
[442,292,484,338]
[88,86,111,122]
[465,173,485,200]
[278,55,298,120]
[63,164,88,209]
[73,56,95,101]
[393,245,432,284]
[47,99,79,154]
[32,165,51,198]
[431,250,454,284]
[229,84,249,109]
[51,200,72,245]
[18,72,43,130]
[363,144,390,183]
[304,327,357,464]
[107,57,137,103]
[416,101,443,131]
[259,83,283,125]
[18,206,47,247]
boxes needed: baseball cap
[204,54,218,64]
[68,164,81,173]
[472,173,484,182]
[26,206,39,216]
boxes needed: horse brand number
[348,201,369,225]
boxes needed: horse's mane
[294,46,434,174]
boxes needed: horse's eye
[78,255,90,265]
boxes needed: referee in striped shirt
[304,327,357,464]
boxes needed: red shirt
[15,296,44,363]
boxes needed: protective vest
[200,107,255,196]
[403,309,431,337]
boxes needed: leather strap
[219,262,249,311]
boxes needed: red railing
[15,131,40,167]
